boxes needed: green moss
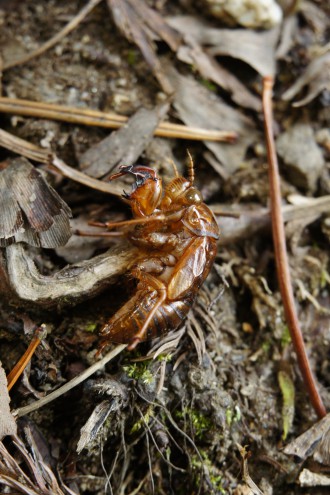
[130,406,153,434]
[320,268,330,289]
[191,451,226,493]
[199,78,217,92]
[176,408,211,440]
[84,322,97,333]
[156,353,172,362]
[123,362,154,384]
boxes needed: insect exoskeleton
[98,158,219,351]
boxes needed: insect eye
[185,188,203,204]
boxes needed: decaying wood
[214,195,330,245]
[2,242,139,307]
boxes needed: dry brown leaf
[283,413,330,463]
[176,40,261,111]
[298,469,330,487]
[167,67,258,172]
[168,16,280,76]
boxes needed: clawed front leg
[127,268,167,351]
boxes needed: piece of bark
[0,362,17,439]
[214,195,330,245]
[3,242,139,307]
[79,105,168,178]
[167,67,258,172]
[0,157,71,248]
[167,16,280,76]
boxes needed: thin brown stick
[3,0,103,71]
[0,97,237,142]
[262,76,326,419]
[7,326,47,391]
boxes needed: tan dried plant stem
[0,97,237,142]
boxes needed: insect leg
[127,271,167,351]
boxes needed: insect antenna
[187,150,195,184]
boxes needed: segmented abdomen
[100,288,194,344]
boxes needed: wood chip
[0,362,17,439]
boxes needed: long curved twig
[262,76,326,419]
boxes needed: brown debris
[176,39,262,111]
[283,413,330,463]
